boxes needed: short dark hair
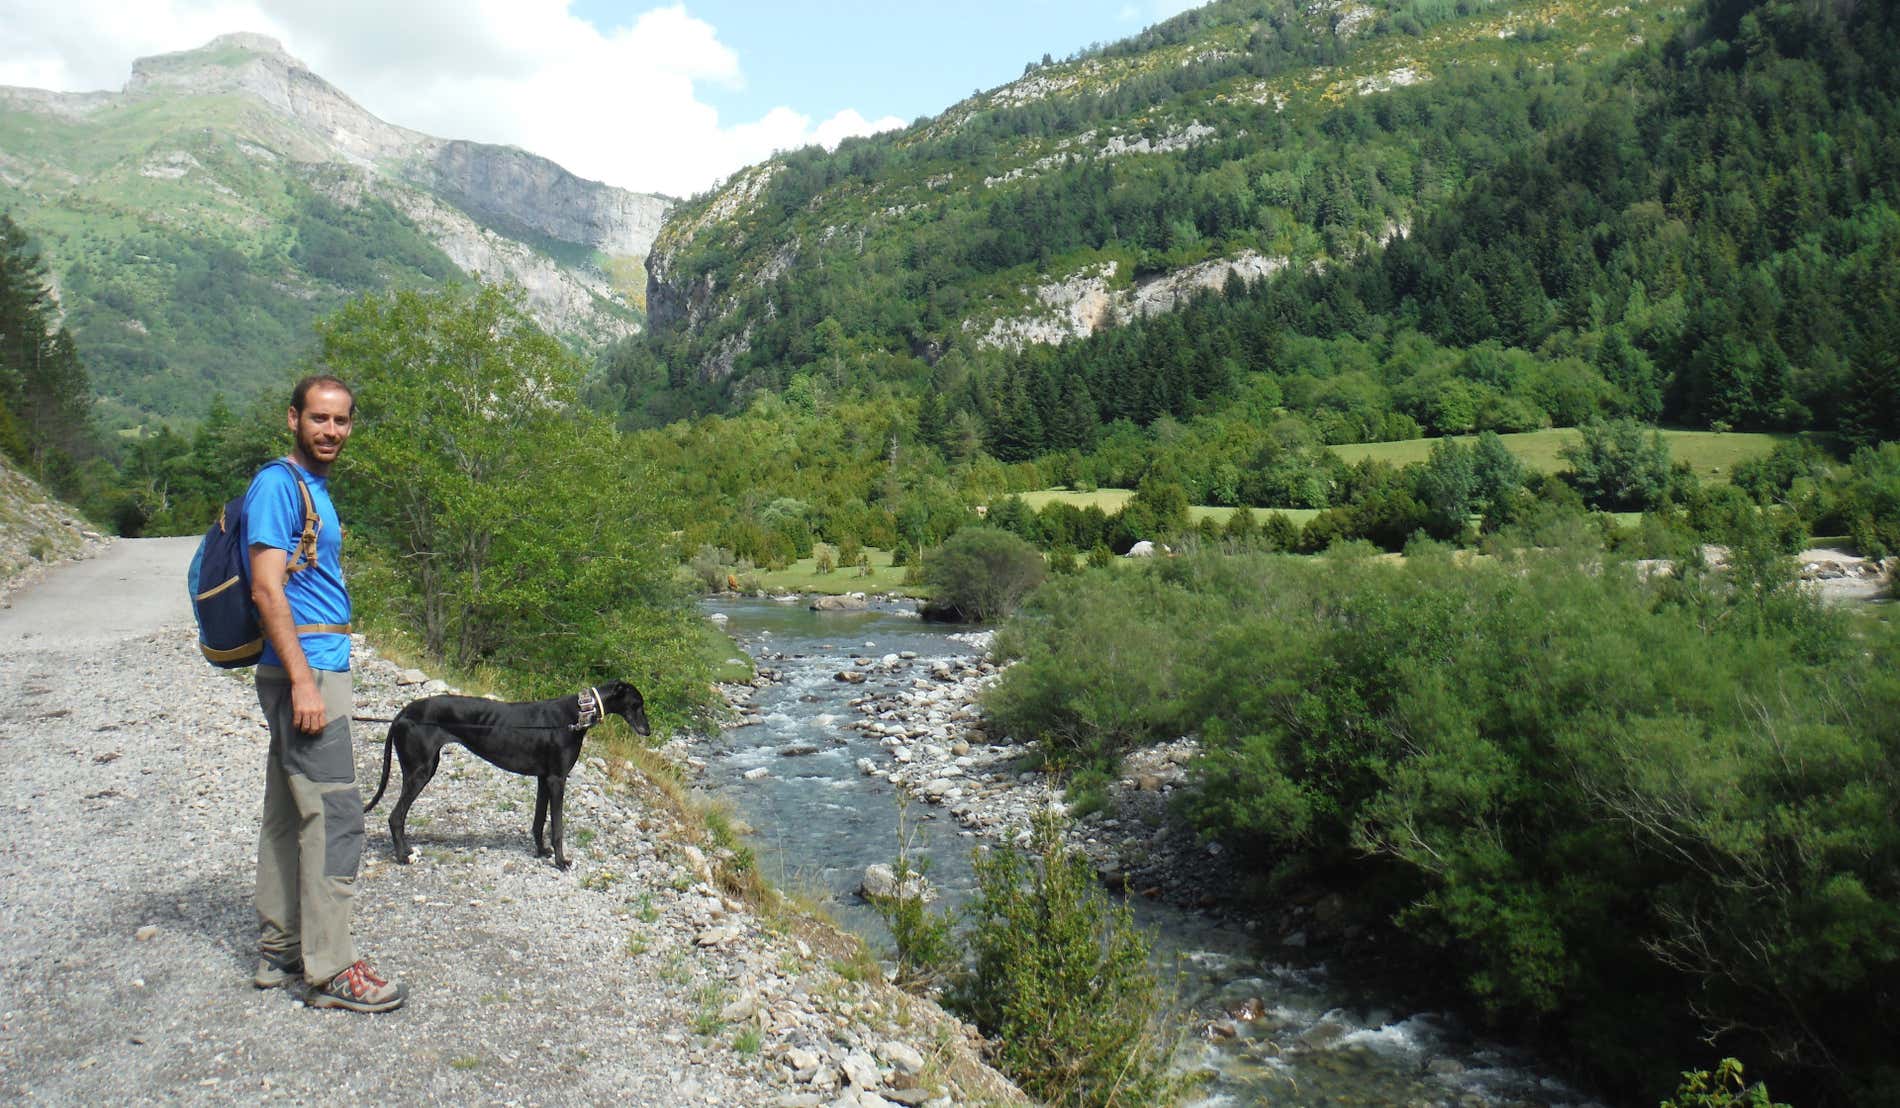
[291,373,355,414]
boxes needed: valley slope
[0,33,670,424]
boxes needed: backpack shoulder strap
[275,459,322,575]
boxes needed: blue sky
[1,0,1202,195]
[573,1,1202,129]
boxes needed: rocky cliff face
[0,34,671,416]
[125,33,423,165]
[121,34,671,272]
[422,141,669,262]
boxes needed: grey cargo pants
[254,665,363,984]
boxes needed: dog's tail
[363,718,400,813]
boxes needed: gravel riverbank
[0,541,1021,1106]
[712,618,1258,931]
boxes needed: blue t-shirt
[243,460,351,672]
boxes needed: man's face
[288,385,353,470]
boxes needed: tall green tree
[318,283,706,720]
[0,212,97,485]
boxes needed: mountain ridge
[0,33,669,424]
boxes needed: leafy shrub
[1662,1060,1790,1108]
[1560,419,1678,510]
[949,811,1180,1107]
[999,542,1900,1102]
[865,804,956,990]
[922,526,1046,623]
[987,568,1208,766]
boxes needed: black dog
[364,680,649,869]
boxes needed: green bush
[922,526,1047,623]
[949,811,1180,1107]
[987,567,1209,766]
[1560,419,1678,511]
[993,542,1900,1103]
[1662,1059,1790,1108]
[865,804,956,990]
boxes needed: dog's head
[598,679,650,737]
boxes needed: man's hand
[290,678,327,734]
[251,542,326,732]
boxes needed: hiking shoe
[308,960,406,1013]
[254,948,303,989]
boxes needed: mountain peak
[129,33,309,89]
[201,32,294,58]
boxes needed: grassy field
[1328,428,1794,483]
[751,546,926,597]
[1015,488,1322,528]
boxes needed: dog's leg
[547,775,570,870]
[388,750,440,864]
[532,776,552,858]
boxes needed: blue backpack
[187,459,319,668]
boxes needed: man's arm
[251,544,326,734]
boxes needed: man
[246,373,404,1013]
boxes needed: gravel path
[0,539,1019,1106]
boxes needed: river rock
[780,744,820,757]
[396,668,428,685]
[835,670,867,684]
[811,594,868,611]
[861,863,935,903]
[743,767,770,780]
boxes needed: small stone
[840,1050,882,1089]
[743,767,771,780]
[396,668,428,685]
[719,994,758,1022]
[134,925,158,941]
[695,924,742,947]
[876,1041,925,1075]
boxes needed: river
[695,596,1604,1108]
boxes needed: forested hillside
[624,0,1674,417]
[622,0,1895,450]
[612,0,1896,576]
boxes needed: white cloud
[0,0,904,197]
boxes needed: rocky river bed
[687,595,1606,1107]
